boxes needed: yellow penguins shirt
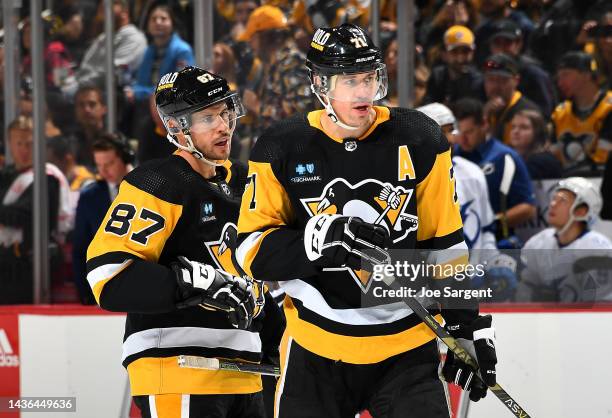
[552,90,612,166]
[237,106,470,364]
[86,156,263,395]
[490,91,539,145]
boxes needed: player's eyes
[196,115,215,125]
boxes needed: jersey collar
[307,106,391,143]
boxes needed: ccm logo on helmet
[208,87,223,96]
[311,28,330,51]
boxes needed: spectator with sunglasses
[489,19,556,117]
[482,53,540,145]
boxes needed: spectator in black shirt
[483,53,540,144]
[591,12,612,88]
[425,25,486,106]
[135,95,177,163]
[489,19,556,116]
[509,109,562,179]
[474,0,535,66]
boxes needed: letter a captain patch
[398,145,415,181]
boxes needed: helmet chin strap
[556,201,587,237]
[312,88,360,131]
[166,132,228,167]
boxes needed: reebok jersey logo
[0,329,19,367]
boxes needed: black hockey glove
[304,214,390,270]
[171,256,260,330]
[441,314,497,401]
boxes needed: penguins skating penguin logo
[205,222,240,276]
[301,178,418,292]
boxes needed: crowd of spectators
[0,0,611,304]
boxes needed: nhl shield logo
[344,141,357,152]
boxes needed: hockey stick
[380,274,532,418]
[177,355,280,377]
[498,154,516,239]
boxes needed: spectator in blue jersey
[127,2,194,102]
[453,97,536,241]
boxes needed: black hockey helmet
[306,24,383,75]
[155,66,244,131]
[154,66,244,162]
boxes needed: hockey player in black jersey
[86,67,277,417]
[237,24,498,417]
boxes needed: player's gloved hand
[485,254,518,301]
[442,314,497,401]
[304,214,390,270]
[171,256,258,329]
[496,235,523,249]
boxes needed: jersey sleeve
[236,135,319,283]
[416,145,465,251]
[507,152,536,208]
[412,126,475,319]
[86,176,183,313]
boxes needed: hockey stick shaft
[178,355,280,377]
[392,290,531,418]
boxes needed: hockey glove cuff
[171,256,259,329]
[442,314,497,401]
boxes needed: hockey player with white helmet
[517,177,612,302]
[417,103,518,301]
[417,103,496,252]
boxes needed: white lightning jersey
[453,156,497,253]
[518,228,612,302]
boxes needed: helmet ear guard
[552,177,603,235]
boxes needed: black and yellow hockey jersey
[86,155,263,395]
[552,90,612,166]
[237,106,469,364]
